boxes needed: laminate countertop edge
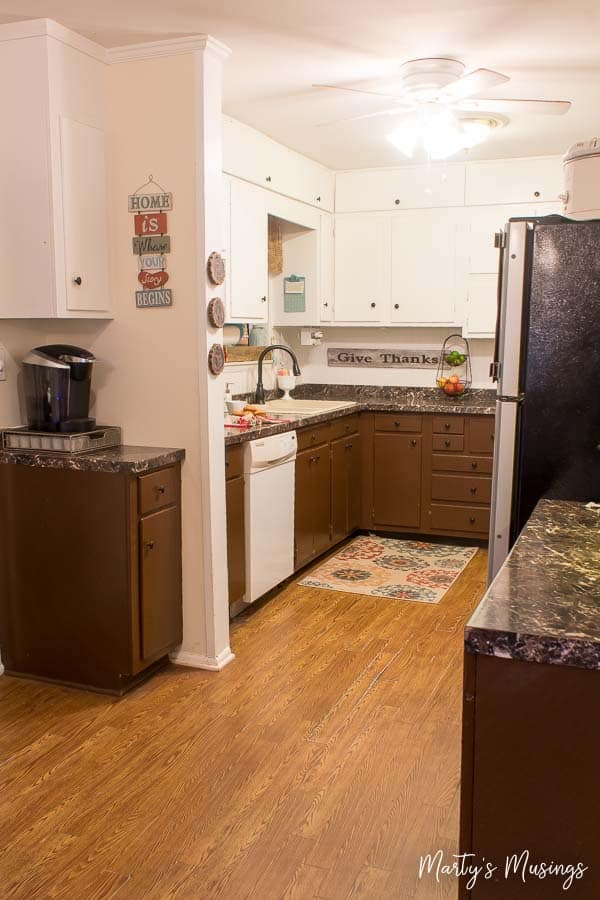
[0,446,186,474]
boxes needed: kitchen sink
[262,399,357,418]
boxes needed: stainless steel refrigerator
[488,215,600,582]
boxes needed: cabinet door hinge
[494,230,506,249]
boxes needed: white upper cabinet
[333,215,390,323]
[223,116,334,211]
[0,21,110,319]
[319,213,334,323]
[465,156,563,206]
[335,164,465,213]
[466,274,498,338]
[228,178,269,321]
[390,209,465,326]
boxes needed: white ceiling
[1,0,600,169]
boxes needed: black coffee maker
[23,345,96,433]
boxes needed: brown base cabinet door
[139,505,183,662]
[331,434,362,543]
[295,445,332,568]
[226,475,246,606]
[313,449,332,556]
[295,447,316,568]
[373,433,422,528]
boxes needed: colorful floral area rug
[299,535,478,604]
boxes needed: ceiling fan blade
[318,106,410,127]
[457,97,572,116]
[312,83,410,102]
[439,68,509,101]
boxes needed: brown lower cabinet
[0,461,183,694]
[331,433,362,544]
[295,443,332,569]
[372,431,422,528]
[460,652,600,898]
[225,445,246,607]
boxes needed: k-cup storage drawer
[468,417,495,455]
[429,503,490,535]
[297,422,331,450]
[432,416,465,435]
[431,473,492,505]
[330,414,360,441]
[225,444,244,480]
[432,434,464,452]
[431,454,493,475]
[138,465,179,516]
[374,414,422,433]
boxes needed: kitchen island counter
[465,499,600,671]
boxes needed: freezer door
[487,399,520,583]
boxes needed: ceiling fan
[314,58,571,159]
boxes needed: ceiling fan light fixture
[459,116,504,148]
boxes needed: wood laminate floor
[0,547,488,899]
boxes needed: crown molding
[107,34,231,64]
[0,18,108,63]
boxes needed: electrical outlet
[0,347,6,382]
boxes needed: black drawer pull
[345,443,353,450]
[471,461,478,469]
[155,485,166,494]
[394,421,401,427]
[144,540,155,551]
[410,439,417,447]
[470,486,477,494]
[444,439,451,447]
[469,516,476,525]
[444,422,451,430]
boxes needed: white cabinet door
[334,215,389,322]
[229,179,268,321]
[390,209,462,325]
[319,213,333,322]
[466,274,498,337]
[335,164,465,213]
[465,157,562,206]
[60,117,110,313]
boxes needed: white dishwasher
[243,431,297,604]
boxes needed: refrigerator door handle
[487,398,520,584]
[490,230,506,382]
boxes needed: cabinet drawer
[374,414,422,433]
[330,414,359,441]
[429,503,490,535]
[297,422,331,450]
[432,434,464,452]
[138,466,179,516]
[431,473,492,505]
[432,454,493,475]
[468,417,495,455]
[432,416,464,434]
[225,444,244,480]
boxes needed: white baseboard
[169,646,235,671]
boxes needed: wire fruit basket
[436,335,472,398]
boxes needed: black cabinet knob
[471,461,478,469]
[410,439,417,447]
[261,296,267,303]
[266,175,272,182]
[323,302,329,308]
[394,421,401,427]
[73,276,82,286]
[469,516,476,525]
[444,422,451,430]
[156,485,166,494]
[370,302,376,308]
[470,486,477,494]
[534,190,540,198]
[444,439,451,447]
[316,195,321,202]
[394,198,400,205]
[144,540,155,551]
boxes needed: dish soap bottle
[224,381,235,414]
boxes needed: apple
[444,382,456,395]
[448,374,460,384]
[454,381,465,394]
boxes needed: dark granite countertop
[0,445,185,474]
[465,500,600,671]
[225,384,496,447]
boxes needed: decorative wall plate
[208,343,225,375]
[207,251,226,285]
[207,297,226,328]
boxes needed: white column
[171,37,234,670]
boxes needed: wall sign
[327,347,441,369]
[135,289,173,308]
[129,176,173,309]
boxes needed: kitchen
[0,5,599,898]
